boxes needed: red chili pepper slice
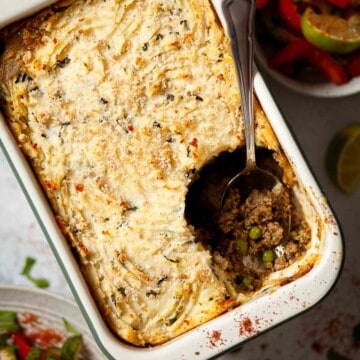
[306,47,349,85]
[256,0,270,9]
[347,54,360,78]
[279,0,302,34]
[269,39,309,69]
[11,332,32,360]
[327,0,351,9]
[269,39,348,85]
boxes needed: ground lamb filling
[213,187,311,292]
[187,149,312,294]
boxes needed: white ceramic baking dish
[0,1,343,359]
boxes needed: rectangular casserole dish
[0,1,343,359]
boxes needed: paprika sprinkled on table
[239,317,254,336]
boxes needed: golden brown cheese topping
[0,0,288,346]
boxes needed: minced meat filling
[212,187,311,292]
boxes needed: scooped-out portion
[185,148,311,294]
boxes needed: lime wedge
[301,7,360,54]
[326,124,360,194]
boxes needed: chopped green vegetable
[62,319,81,336]
[55,57,71,69]
[0,323,19,334]
[262,249,275,263]
[249,226,262,240]
[42,346,61,359]
[21,257,50,289]
[237,239,248,255]
[60,335,83,360]
[165,316,178,326]
[117,287,126,296]
[0,333,9,346]
[25,347,41,360]
[0,311,17,323]
[163,255,180,263]
[31,278,49,289]
[165,305,183,326]
[242,277,253,287]
[21,257,36,275]
[0,311,19,334]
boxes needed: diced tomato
[11,332,32,360]
[269,39,348,85]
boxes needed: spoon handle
[221,0,256,169]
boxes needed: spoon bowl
[221,165,291,243]
[221,166,282,208]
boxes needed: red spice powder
[78,241,90,256]
[75,183,84,192]
[211,330,221,342]
[44,180,57,191]
[189,138,198,147]
[170,41,180,48]
[220,297,235,308]
[239,317,253,336]
[207,330,224,347]
[120,199,128,207]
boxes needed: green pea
[242,277,253,287]
[249,225,262,240]
[262,249,275,263]
[290,230,298,239]
[237,239,248,255]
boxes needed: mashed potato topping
[0,0,294,346]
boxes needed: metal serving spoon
[211,0,291,249]
[217,0,287,206]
